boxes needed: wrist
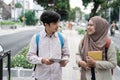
[78,61,81,67]
[41,58,44,64]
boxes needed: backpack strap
[105,37,111,60]
[105,37,111,49]
[33,33,40,71]
[36,33,40,56]
[104,37,113,75]
[57,32,64,48]
[33,32,64,71]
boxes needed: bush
[25,10,38,25]
[11,46,33,69]
[76,28,86,35]
[0,21,22,25]
[0,21,16,25]
[116,48,120,67]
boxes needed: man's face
[45,21,60,34]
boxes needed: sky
[70,0,93,14]
[3,0,12,4]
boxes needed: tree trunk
[89,2,100,20]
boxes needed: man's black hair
[40,10,61,25]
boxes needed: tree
[34,0,70,20]
[15,3,23,8]
[19,10,38,25]
[109,0,120,23]
[81,0,107,19]
[25,10,38,25]
[68,8,76,21]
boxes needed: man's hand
[59,60,69,67]
[42,58,54,65]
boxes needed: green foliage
[0,21,16,25]
[11,46,34,69]
[68,8,75,21]
[35,0,70,21]
[15,3,23,8]
[108,0,120,23]
[68,7,81,21]
[25,10,38,25]
[59,26,65,32]
[81,0,108,19]
[76,28,86,35]
[116,49,120,67]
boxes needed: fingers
[59,60,68,67]
[42,58,54,65]
[86,56,96,67]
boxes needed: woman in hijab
[76,16,117,80]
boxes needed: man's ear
[44,23,47,26]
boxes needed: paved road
[110,30,120,49]
[0,27,40,56]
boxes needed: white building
[3,0,44,20]
[11,0,33,20]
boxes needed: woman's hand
[79,61,90,70]
[86,56,96,67]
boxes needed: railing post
[0,57,3,80]
[7,50,11,80]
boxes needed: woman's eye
[88,24,93,26]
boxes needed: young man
[27,10,70,80]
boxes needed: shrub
[59,26,64,32]
[11,46,33,69]
[25,10,38,25]
[0,21,16,25]
[116,48,120,67]
[76,28,86,35]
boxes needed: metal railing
[0,50,11,80]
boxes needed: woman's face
[87,20,95,35]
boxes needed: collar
[42,29,57,38]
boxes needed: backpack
[33,32,64,71]
[82,37,113,75]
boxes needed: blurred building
[0,0,11,20]
[0,0,44,20]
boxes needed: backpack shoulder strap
[105,37,111,60]
[36,33,40,56]
[57,32,64,48]
[105,37,113,75]
[105,37,111,49]
[33,33,40,71]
